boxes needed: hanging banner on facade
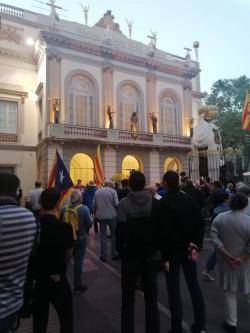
[242,90,250,131]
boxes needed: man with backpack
[0,173,36,333]
[116,171,160,333]
[62,190,93,294]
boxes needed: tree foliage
[204,75,250,171]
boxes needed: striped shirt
[0,202,36,319]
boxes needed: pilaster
[104,145,116,180]
[146,72,157,132]
[102,65,114,128]
[182,82,193,136]
[149,150,160,184]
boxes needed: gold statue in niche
[52,99,60,124]
[149,112,158,134]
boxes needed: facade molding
[0,46,35,65]
[40,31,199,80]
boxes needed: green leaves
[204,76,250,171]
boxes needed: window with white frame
[68,75,95,127]
[0,99,18,134]
[160,95,179,135]
[118,85,141,130]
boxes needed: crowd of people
[0,171,250,333]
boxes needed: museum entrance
[122,155,141,178]
[70,153,94,186]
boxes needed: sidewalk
[17,233,171,333]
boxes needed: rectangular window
[0,100,18,134]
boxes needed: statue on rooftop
[125,18,133,39]
[147,31,157,57]
[80,3,89,26]
[95,10,121,33]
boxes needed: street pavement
[17,231,250,333]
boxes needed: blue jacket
[82,186,98,214]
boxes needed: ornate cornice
[0,46,36,64]
[192,90,205,99]
[40,31,199,80]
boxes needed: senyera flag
[48,150,74,206]
[94,144,104,187]
[242,90,250,131]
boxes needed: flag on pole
[94,144,104,187]
[47,151,74,206]
[242,90,250,131]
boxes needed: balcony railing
[64,124,107,138]
[47,123,191,148]
[0,4,24,18]
[163,135,191,145]
[0,133,18,143]
[119,130,153,142]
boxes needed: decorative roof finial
[184,47,192,65]
[193,41,200,62]
[147,30,157,57]
[79,3,89,26]
[125,18,133,39]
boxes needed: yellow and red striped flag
[47,151,74,207]
[242,90,250,131]
[94,144,104,187]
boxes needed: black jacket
[152,189,204,261]
[116,190,158,259]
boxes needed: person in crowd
[74,179,84,197]
[182,179,205,210]
[118,178,130,201]
[207,180,224,214]
[83,181,98,232]
[116,171,160,333]
[179,171,187,186]
[16,187,23,206]
[92,180,119,262]
[202,192,230,282]
[146,184,162,200]
[157,180,168,198]
[237,185,250,216]
[0,173,36,333]
[32,188,74,333]
[196,177,212,200]
[210,192,250,333]
[28,180,43,217]
[62,190,93,294]
[226,183,235,197]
[152,171,206,333]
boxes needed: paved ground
[17,231,250,333]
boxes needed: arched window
[122,155,141,179]
[70,153,94,186]
[164,157,181,173]
[68,75,95,127]
[118,84,141,130]
[160,94,179,135]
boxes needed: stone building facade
[0,3,202,195]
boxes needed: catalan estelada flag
[242,90,250,131]
[47,151,74,206]
[94,144,104,187]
